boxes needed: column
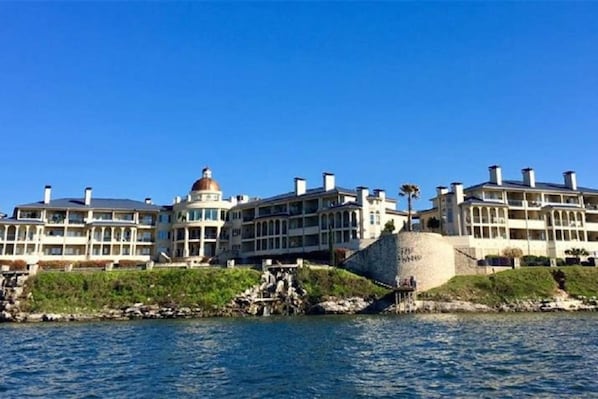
[199,226,205,257]
[184,227,189,257]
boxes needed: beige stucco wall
[343,232,455,291]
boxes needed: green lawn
[297,267,390,304]
[421,266,598,306]
[23,268,261,313]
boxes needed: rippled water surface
[1,313,598,398]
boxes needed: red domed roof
[191,167,221,192]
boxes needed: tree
[382,220,395,235]
[502,247,523,259]
[426,217,440,231]
[564,247,589,264]
[399,184,420,232]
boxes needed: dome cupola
[191,167,221,192]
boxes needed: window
[188,210,202,221]
[159,214,171,223]
[140,215,155,225]
[19,210,40,219]
[204,209,219,221]
[158,231,170,240]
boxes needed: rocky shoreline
[2,267,597,323]
[2,295,597,323]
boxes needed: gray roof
[466,180,598,194]
[17,198,162,212]
[235,186,397,208]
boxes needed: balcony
[507,200,524,207]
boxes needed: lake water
[1,313,597,398]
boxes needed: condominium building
[419,165,598,258]
[0,186,161,264]
[226,173,408,260]
[160,167,233,262]
[0,169,407,264]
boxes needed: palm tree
[399,184,420,232]
[564,247,589,264]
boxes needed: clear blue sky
[1,2,597,213]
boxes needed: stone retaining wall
[343,232,455,291]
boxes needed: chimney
[451,182,464,204]
[489,165,502,185]
[357,186,369,205]
[84,187,92,206]
[323,172,335,191]
[436,186,448,196]
[145,197,152,205]
[374,189,386,201]
[564,171,577,190]
[522,168,535,188]
[295,177,306,196]
[43,185,52,204]
[174,196,181,204]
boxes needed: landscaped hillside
[22,268,261,314]
[421,267,598,306]
[297,267,390,304]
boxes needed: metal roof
[465,180,598,194]
[17,198,162,212]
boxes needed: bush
[39,261,71,270]
[485,255,512,267]
[76,260,113,268]
[117,260,141,268]
[521,255,551,267]
[9,260,27,270]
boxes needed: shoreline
[3,296,597,324]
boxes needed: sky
[1,2,597,213]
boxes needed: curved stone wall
[343,232,455,291]
[395,232,455,291]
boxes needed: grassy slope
[422,267,598,306]
[23,268,261,313]
[297,267,390,303]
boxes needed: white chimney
[489,165,502,185]
[564,171,577,190]
[295,177,306,196]
[323,172,335,191]
[451,182,464,204]
[84,187,92,206]
[43,185,52,204]
[374,189,386,201]
[522,168,535,188]
[175,196,181,204]
[145,197,152,204]
[436,186,449,196]
[357,186,369,205]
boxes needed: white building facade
[0,168,408,265]
[419,165,598,259]
[226,172,408,261]
[0,186,161,264]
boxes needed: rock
[26,313,44,322]
[0,310,14,322]
[310,297,371,314]
[416,300,493,313]
[42,313,64,322]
